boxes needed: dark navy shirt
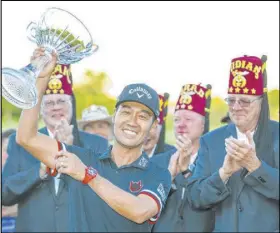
[151,149,215,232]
[63,145,171,232]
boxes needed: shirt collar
[99,146,149,170]
[47,128,54,139]
[98,145,113,160]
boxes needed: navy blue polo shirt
[62,145,171,232]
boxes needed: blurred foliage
[73,69,116,118]
[2,69,279,145]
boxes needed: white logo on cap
[137,93,144,98]
[129,87,152,99]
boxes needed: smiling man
[14,48,178,232]
[187,55,279,232]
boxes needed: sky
[2,1,279,102]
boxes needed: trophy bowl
[2,7,98,109]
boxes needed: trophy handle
[26,21,38,43]
[84,43,99,56]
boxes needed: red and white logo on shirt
[129,180,143,193]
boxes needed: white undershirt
[47,129,60,195]
[147,145,157,158]
[236,127,255,144]
[190,152,198,165]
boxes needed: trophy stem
[1,52,52,109]
[20,52,52,84]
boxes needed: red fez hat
[228,55,267,96]
[157,94,168,125]
[175,84,211,116]
[45,64,73,95]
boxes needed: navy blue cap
[115,83,160,117]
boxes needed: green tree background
[2,69,279,145]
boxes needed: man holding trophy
[13,45,194,232]
[1,7,200,232]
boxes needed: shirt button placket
[237,199,243,212]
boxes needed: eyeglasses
[43,99,70,108]
[224,96,262,108]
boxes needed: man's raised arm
[16,48,59,169]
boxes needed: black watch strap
[182,169,191,176]
[182,163,196,176]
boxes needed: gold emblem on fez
[47,74,63,93]
[232,70,248,88]
[180,92,193,105]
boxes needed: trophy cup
[2,7,98,109]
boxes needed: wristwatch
[182,168,191,176]
[82,166,98,184]
[182,163,196,176]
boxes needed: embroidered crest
[232,70,248,88]
[129,180,143,193]
[46,74,64,94]
[179,92,193,105]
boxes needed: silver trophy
[2,7,98,109]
